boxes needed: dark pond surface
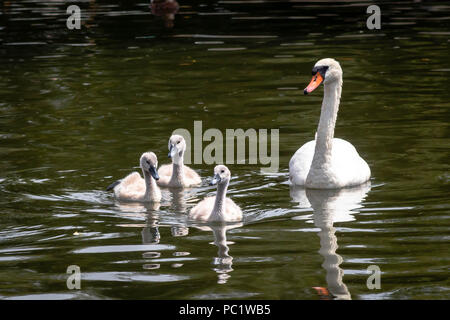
[0,0,449,299]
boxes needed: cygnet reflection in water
[142,212,161,244]
[193,222,243,284]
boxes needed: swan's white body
[113,172,161,202]
[189,165,242,222]
[158,164,201,188]
[190,196,242,222]
[289,138,370,188]
[289,58,370,189]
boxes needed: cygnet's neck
[170,151,185,185]
[311,78,342,169]
[143,169,159,201]
[210,180,229,221]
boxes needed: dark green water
[0,1,449,300]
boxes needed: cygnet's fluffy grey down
[157,134,202,188]
[189,165,242,222]
[106,152,162,202]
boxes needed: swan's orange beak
[304,73,324,95]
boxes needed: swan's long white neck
[311,77,342,169]
[210,181,229,221]
[143,169,159,201]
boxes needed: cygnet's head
[140,152,159,180]
[168,134,186,160]
[210,165,231,186]
[304,58,342,95]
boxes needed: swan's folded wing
[156,164,172,186]
[158,164,172,177]
[120,172,143,187]
[183,165,202,186]
[106,179,121,191]
[115,172,146,199]
[189,196,215,221]
[331,138,371,186]
[289,140,315,186]
[225,198,243,221]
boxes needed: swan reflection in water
[150,0,180,28]
[193,222,243,284]
[290,183,371,300]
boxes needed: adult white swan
[289,58,371,189]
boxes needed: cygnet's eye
[221,170,225,173]
[177,141,180,144]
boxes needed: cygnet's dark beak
[168,145,173,158]
[149,165,159,181]
[209,173,221,186]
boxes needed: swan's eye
[221,170,225,173]
[177,141,180,144]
